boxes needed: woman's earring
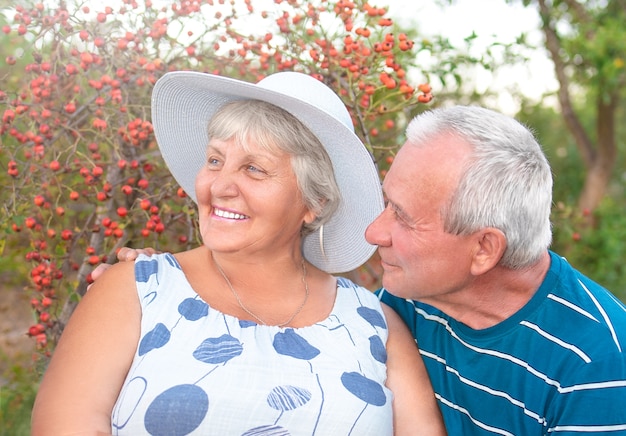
[319,225,327,258]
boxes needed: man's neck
[422,252,551,330]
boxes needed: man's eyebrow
[384,193,412,221]
[393,202,410,219]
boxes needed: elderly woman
[31,72,445,435]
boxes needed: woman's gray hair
[405,106,553,269]
[207,99,340,236]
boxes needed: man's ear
[471,228,507,275]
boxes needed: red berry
[28,324,45,336]
[418,83,432,94]
[65,64,78,75]
[64,102,76,113]
[137,178,149,190]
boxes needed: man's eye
[389,204,407,222]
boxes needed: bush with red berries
[0,0,434,357]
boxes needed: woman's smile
[212,206,249,220]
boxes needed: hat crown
[257,72,354,133]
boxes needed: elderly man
[367,105,626,434]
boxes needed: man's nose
[365,209,391,247]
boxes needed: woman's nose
[210,168,240,197]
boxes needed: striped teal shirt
[379,251,626,435]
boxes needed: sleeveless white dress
[111,253,393,435]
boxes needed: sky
[385,0,559,114]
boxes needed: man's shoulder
[548,251,626,323]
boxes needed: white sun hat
[151,71,384,273]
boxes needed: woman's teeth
[214,208,247,220]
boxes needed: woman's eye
[246,164,264,173]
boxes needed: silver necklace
[212,254,310,327]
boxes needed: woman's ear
[303,208,317,225]
[303,198,325,225]
[471,228,507,275]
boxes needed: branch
[561,0,592,23]
[52,158,128,341]
[537,0,595,166]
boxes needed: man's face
[365,134,477,303]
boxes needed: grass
[0,361,37,436]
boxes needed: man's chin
[381,276,407,298]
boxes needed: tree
[0,0,441,357]
[525,0,626,214]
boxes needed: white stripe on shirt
[579,279,623,352]
[520,320,591,363]
[547,293,599,322]
[421,349,547,426]
[436,394,518,436]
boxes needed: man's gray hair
[405,106,553,269]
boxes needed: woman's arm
[31,260,141,435]
[382,304,447,436]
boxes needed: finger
[90,264,111,282]
[117,247,139,261]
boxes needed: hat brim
[151,71,384,273]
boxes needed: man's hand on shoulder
[89,247,159,285]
